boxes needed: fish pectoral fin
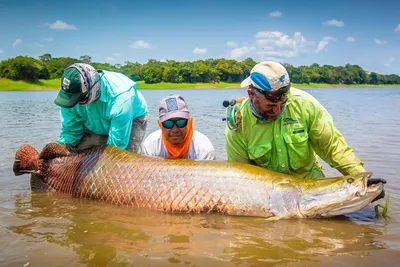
[270,183,302,218]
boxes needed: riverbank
[1,78,400,91]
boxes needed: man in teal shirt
[54,63,148,152]
[225,61,366,178]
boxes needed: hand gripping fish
[13,143,386,220]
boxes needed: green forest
[1,54,399,85]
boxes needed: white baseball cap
[241,61,290,91]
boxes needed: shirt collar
[98,76,107,102]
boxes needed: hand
[367,177,387,203]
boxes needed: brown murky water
[1,88,399,267]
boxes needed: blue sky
[0,0,399,74]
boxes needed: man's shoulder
[140,130,162,155]
[289,87,312,98]
[101,71,136,99]
[192,130,214,148]
[193,130,211,140]
[288,87,322,106]
[143,130,162,144]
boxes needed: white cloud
[323,19,344,27]
[106,57,116,62]
[13,39,22,47]
[227,41,237,48]
[192,47,208,54]
[346,36,356,42]
[46,20,77,30]
[395,24,400,32]
[375,39,387,45]
[315,36,336,53]
[42,37,54,41]
[0,48,3,54]
[269,11,282,18]
[228,31,316,60]
[33,42,43,48]
[384,56,395,67]
[129,40,150,49]
[228,30,352,61]
[112,53,121,57]
[230,46,257,59]
[255,31,315,59]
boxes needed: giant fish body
[13,143,385,219]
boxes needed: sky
[0,0,399,74]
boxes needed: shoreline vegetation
[1,78,400,91]
[2,55,400,90]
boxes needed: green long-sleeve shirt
[225,88,365,178]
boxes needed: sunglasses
[251,85,290,103]
[161,119,188,129]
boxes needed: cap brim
[160,111,190,122]
[240,76,252,88]
[54,90,81,108]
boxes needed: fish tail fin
[13,144,40,176]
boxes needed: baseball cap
[54,63,99,108]
[241,61,290,91]
[159,94,190,122]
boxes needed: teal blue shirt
[57,70,148,150]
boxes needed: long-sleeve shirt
[225,87,366,178]
[57,70,148,150]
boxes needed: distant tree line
[0,54,399,85]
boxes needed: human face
[248,87,288,120]
[78,91,89,104]
[160,118,188,145]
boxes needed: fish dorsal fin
[38,143,75,160]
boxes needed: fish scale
[43,146,272,216]
[13,143,385,219]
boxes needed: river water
[0,88,399,266]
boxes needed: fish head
[298,172,385,218]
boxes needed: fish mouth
[323,175,386,217]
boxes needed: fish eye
[347,178,354,184]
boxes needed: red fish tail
[13,144,40,176]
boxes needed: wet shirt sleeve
[308,99,366,175]
[225,126,251,164]
[107,98,134,150]
[56,108,85,146]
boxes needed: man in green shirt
[225,61,366,178]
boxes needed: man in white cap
[141,94,216,160]
[54,63,148,152]
[225,61,366,178]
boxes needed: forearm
[107,112,134,150]
[329,146,366,175]
[57,110,85,146]
[56,133,82,146]
[311,122,366,175]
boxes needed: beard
[252,99,280,120]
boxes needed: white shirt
[140,130,216,160]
